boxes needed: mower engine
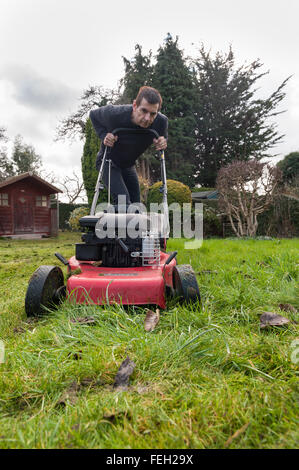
[76,211,164,268]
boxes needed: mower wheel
[173,264,200,303]
[25,265,65,316]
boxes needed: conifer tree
[151,34,197,187]
[12,135,42,174]
[81,119,106,206]
[193,46,290,187]
[119,45,157,182]
[0,131,42,180]
[277,152,299,183]
[119,44,153,103]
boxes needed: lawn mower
[25,128,200,316]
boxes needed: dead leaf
[67,350,83,360]
[225,422,250,447]
[57,381,80,406]
[102,412,118,422]
[113,356,136,390]
[260,312,290,329]
[70,316,96,325]
[135,384,151,394]
[80,377,105,388]
[24,317,39,325]
[102,411,129,422]
[278,303,297,314]
[13,326,26,334]
[234,272,255,279]
[92,261,103,267]
[144,309,160,332]
[79,378,94,387]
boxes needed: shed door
[14,194,34,233]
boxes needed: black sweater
[89,104,168,169]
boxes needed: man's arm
[153,116,168,151]
[89,106,118,147]
[89,107,109,141]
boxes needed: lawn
[0,233,298,449]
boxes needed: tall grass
[0,234,298,448]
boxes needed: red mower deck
[67,251,176,309]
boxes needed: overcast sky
[0,0,298,186]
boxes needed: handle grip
[165,251,177,266]
[55,252,69,266]
[109,128,164,159]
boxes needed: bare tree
[0,150,13,182]
[58,170,86,204]
[217,160,282,237]
[39,168,87,204]
[55,86,118,142]
[0,126,7,142]
[39,169,58,185]
[0,126,11,181]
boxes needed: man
[89,86,168,207]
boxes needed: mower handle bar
[111,127,160,139]
[90,128,166,216]
[109,128,163,159]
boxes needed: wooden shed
[0,172,62,238]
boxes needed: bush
[59,203,89,230]
[147,179,192,208]
[190,187,216,193]
[68,206,90,231]
[277,152,299,183]
[203,205,223,238]
[257,196,299,237]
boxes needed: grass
[0,233,298,449]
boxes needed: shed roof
[191,190,219,201]
[0,172,62,193]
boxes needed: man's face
[132,98,159,128]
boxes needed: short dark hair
[135,86,162,110]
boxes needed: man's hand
[153,137,167,151]
[104,133,118,147]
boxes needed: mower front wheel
[173,264,201,304]
[25,265,66,317]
